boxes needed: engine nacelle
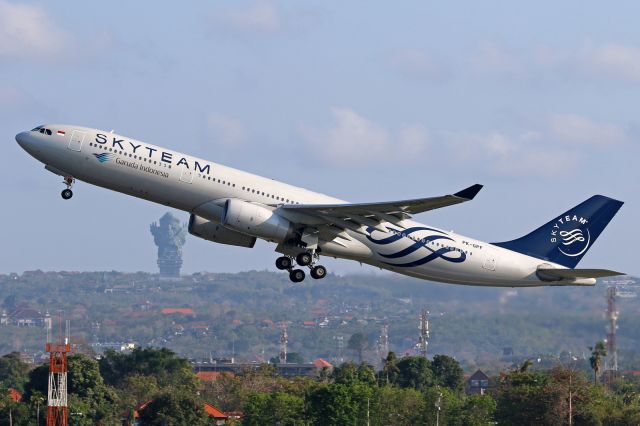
[188,214,256,248]
[221,199,293,242]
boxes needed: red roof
[161,308,194,315]
[196,371,227,381]
[204,403,228,419]
[303,321,317,326]
[313,358,333,368]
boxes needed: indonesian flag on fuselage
[57,130,65,136]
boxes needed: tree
[431,355,464,392]
[589,341,607,385]
[118,374,158,412]
[495,368,559,425]
[373,386,426,425]
[332,362,376,386]
[99,347,198,391]
[308,384,359,426]
[395,356,433,392]
[138,392,209,426]
[460,394,496,426]
[0,390,30,426]
[348,333,368,362]
[0,352,30,392]
[243,392,306,426]
[381,352,400,385]
[28,390,45,426]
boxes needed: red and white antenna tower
[46,314,70,426]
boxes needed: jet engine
[188,214,256,248]
[221,199,293,242]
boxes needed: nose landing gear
[61,176,75,200]
[275,251,327,283]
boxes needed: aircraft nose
[15,131,29,149]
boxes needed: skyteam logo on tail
[93,153,113,163]
[550,215,591,257]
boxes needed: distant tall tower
[605,287,618,372]
[46,316,70,426]
[378,325,389,365]
[279,323,288,364]
[150,213,186,277]
[418,309,429,358]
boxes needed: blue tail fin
[493,195,623,268]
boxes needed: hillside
[1,270,638,372]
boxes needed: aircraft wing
[537,268,625,280]
[281,184,482,233]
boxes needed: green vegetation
[1,347,640,424]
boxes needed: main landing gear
[61,176,75,200]
[275,251,327,283]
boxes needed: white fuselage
[17,125,592,287]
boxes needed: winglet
[454,184,483,200]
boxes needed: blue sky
[1,1,638,276]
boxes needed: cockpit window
[37,128,52,135]
[31,126,44,131]
[45,129,52,135]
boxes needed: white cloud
[443,130,573,177]
[211,0,281,36]
[548,114,628,145]
[207,114,250,148]
[582,43,640,81]
[301,108,625,177]
[0,1,65,58]
[466,41,640,83]
[300,108,429,167]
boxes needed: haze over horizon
[2,1,638,276]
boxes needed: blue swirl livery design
[93,153,114,163]
[366,226,466,268]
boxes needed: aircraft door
[68,130,85,152]
[179,167,194,183]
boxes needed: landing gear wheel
[275,256,293,270]
[310,265,327,280]
[61,189,73,200]
[289,269,306,283]
[296,252,313,266]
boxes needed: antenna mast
[279,323,288,364]
[46,313,70,426]
[418,309,429,358]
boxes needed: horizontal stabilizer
[537,268,624,280]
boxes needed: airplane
[16,124,625,287]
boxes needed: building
[467,370,490,395]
